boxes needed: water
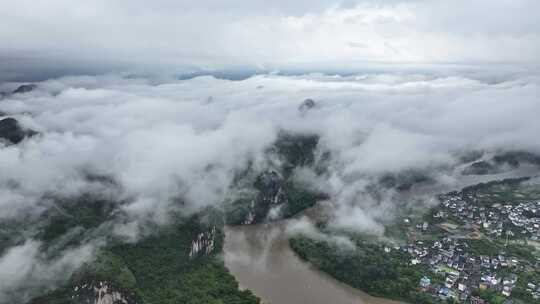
[223,165,540,304]
[224,223,403,304]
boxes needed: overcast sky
[1,0,540,80]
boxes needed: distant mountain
[298,98,316,115]
[0,84,37,99]
[462,151,540,176]
[0,117,37,144]
[462,160,499,175]
[225,131,327,225]
[492,151,540,168]
[12,84,37,94]
[378,170,434,191]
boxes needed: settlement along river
[223,165,540,304]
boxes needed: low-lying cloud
[1,71,540,301]
[0,241,96,301]
[1,72,539,224]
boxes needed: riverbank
[224,223,404,304]
[223,166,540,304]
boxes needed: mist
[1,71,540,301]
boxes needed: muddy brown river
[224,223,403,304]
[223,165,540,304]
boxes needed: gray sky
[1,0,540,80]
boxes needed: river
[223,165,540,304]
[224,223,403,304]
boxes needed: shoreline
[224,223,404,304]
[223,167,540,304]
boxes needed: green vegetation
[378,170,433,191]
[39,196,116,242]
[281,180,321,217]
[272,131,319,176]
[225,132,323,225]
[458,150,484,164]
[462,161,497,175]
[224,197,254,225]
[460,177,540,206]
[492,151,540,168]
[472,289,506,304]
[29,288,73,304]
[225,179,320,225]
[512,271,540,304]
[290,236,443,304]
[0,193,119,257]
[29,215,259,304]
[77,250,138,289]
[461,238,538,265]
[108,219,257,304]
[464,238,501,256]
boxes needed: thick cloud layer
[1,0,540,80]
[1,73,540,217]
[0,71,540,300]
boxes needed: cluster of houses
[388,189,540,303]
[437,193,540,241]
[399,236,529,302]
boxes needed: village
[392,183,540,304]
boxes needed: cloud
[1,73,540,218]
[0,240,96,302]
[0,71,540,300]
[1,73,539,219]
[1,0,540,80]
[286,216,356,249]
[329,206,386,235]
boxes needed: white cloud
[1,73,539,218]
[0,241,96,302]
[1,0,539,79]
[0,71,540,300]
